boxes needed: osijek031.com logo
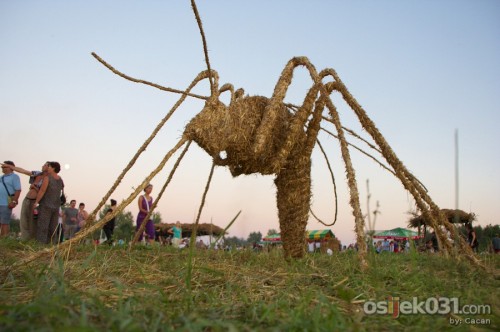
[363,296,491,319]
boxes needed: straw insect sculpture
[4,0,482,275]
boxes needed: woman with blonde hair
[169,221,182,248]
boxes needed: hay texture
[409,209,475,228]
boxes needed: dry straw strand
[190,0,215,96]
[186,162,216,299]
[324,93,368,269]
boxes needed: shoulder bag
[1,176,15,208]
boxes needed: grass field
[0,239,498,331]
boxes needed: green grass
[0,238,498,331]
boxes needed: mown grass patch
[0,238,498,331]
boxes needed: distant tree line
[11,210,497,253]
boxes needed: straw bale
[155,222,225,237]
[408,209,475,228]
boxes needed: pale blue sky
[1,1,499,245]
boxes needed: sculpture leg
[275,154,311,259]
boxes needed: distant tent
[373,227,422,240]
[307,230,335,240]
[262,233,281,243]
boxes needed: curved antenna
[191,0,216,96]
[309,139,338,227]
[92,52,209,101]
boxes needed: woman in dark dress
[466,223,478,252]
[136,184,155,244]
[34,161,64,244]
[103,199,117,244]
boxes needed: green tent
[373,227,422,240]
[307,230,335,240]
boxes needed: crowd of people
[0,160,116,245]
[374,238,411,253]
[0,161,184,247]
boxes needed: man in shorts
[2,161,48,240]
[0,161,22,237]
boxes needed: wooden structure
[408,209,475,239]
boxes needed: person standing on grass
[56,206,64,243]
[308,240,315,253]
[382,239,390,252]
[136,184,155,244]
[76,202,89,231]
[2,161,49,240]
[169,221,182,248]
[466,223,478,252]
[103,199,117,244]
[34,161,64,244]
[0,161,22,237]
[63,200,78,240]
[492,234,500,254]
[429,231,439,252]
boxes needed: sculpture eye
[219,151,227,160]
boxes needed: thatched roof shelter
[155,223,225,238]
[408,209,475,228]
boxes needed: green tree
[152,211,162,225]
[480,224,500,252]
[267,229,279,236]
[457,223,500,252]
[224,236,246,248]
[247,231,262,244]
[114,211,135,242]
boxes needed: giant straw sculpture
[5,0,482,274]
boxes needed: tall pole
[455,129,459,210]
[366,179,372,230]
[453,129,460,229]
